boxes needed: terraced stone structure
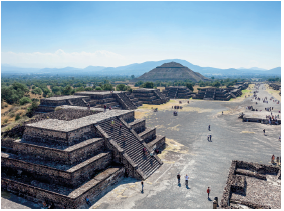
[220,160,281,209]
[132,88,169,105]
[192,83,248,101]
[1,108,165,208]
[162,86,193,99]
[135,62,209,82]
[37,91,139,114]
[269,83,281,90]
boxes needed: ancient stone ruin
[37,91,140,114]
[192,83,248,101]
[1,107,165,208]
[220,160,281,209]
[162,86,193,99]
[132,88,169,105]
[134,62,209,82]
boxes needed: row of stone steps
[116,93,137,110]
[97,118,161,178]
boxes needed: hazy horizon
[1,1,281,70]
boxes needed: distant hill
[135,62,210,82]
[1,60,281,77]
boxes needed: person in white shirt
[185,174,189,186]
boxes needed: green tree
[142,82,154,88]
[95,86,102,90]
[19,97,32,105]
[213,81,221,88]
[135,81,144,87]
[131,75,135,79]
[84,87,93,91]
[116,84,126,91]
[103,83,113,91]
[62,85,73,95]
[32,87,42,95]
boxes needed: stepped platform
[37,91,138,114]
[2,106,165,208]
[2,166,124,209]
[163,86,192,99]
[133,88,169,105]
[2,151,112,188]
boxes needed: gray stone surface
[89,83,281,209]
[26,109,132,132]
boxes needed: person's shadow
[208,197,212,201]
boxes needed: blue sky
[1,1,281,69]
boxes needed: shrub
[15,114,21,121]
[3,119,8,124]
[95,87,102,91]
[19,97,32,105]
[9,112,15,118]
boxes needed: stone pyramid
[137,62,209,82]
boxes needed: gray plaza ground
[2,84,281,209]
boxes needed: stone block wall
[23,127,68,145]
[13,138,105,165]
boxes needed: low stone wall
[1,167,125,208]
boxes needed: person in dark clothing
[263,129,265,135]
[177,173,181,185]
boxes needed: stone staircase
[115,93,137,110]
[153,90,168,103]
[96,117,162,179]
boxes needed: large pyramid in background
[136,62,210,82]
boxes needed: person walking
[177,173,181,185]
[185,174,189,186]
[208,125,210,131]
[207,187,210,198]
[222,111,223,115]
[141,181,144,193]
[263,129,265,135]
[210,135,212,141]
[271,154,275,164]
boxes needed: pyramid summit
[136,62,209,82]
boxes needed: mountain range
[1,59,281,77]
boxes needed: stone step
[98,118,161,179]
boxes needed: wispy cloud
[1,49,127,68]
